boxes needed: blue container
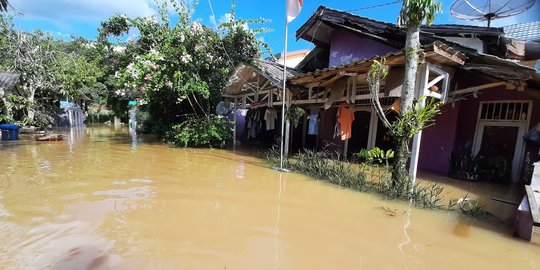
[0,124,21,140]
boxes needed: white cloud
[54,31,72,40]
[11,0,157,22]
[218,13,233,24]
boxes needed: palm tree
[0,0,9,12]
[391,0,441,184]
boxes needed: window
[479,101,529,121]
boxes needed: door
[474,124,525,182]
[473,101,531,182]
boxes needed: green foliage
[166,115,233,147]
[398,0,443,27]
[98,14,130,39]
[285,105,305,128]
[0,13,106,127]
[264,147,445,209]
[0,114,12,124]
[0,0,8,12]
[98,0,269,135]
[266,149,368,191]
[367,59,389,84]
[356,147,394,164]
[390,96,442,139]
[86,109,113,124]
[448,195,487,217]
[449,142,512,182]
[449,142,480,180]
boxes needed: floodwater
[1,126,539,269]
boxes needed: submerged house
[224,6,540,184]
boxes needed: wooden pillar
[301,112,308,148]
[233,97,238,149]
[284,119,290,157]
[409,63,429,185]
[343,139,349,160]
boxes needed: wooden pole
[233,97,238,151]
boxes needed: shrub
[263,146,446,209]
[166,114,232,147]
[86,110,113,124]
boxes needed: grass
[263,146,487,215]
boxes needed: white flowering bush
[99,0,266,136]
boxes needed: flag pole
[279,17,289,171]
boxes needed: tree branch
[368,60,391,129]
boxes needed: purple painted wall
[329,29,397,67]
[418,83,540,174]
[418,103,460,173]
[230,109,247,139]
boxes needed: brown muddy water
[1,126,539,269]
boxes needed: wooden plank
[449,82,506,96]
[525,185,540,226]
[319,73,344,87]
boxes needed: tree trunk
[2,97,12,119]
[392,23,421,185]
[401,24,421,113]
[27,89,35,123]
[392,136,409,185]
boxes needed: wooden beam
[525,185,540,226]
[319,73,344,87]
[449,82,506,96]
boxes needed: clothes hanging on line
[246,109,263,139]
[337,104,355,140]
[308,107,319,135]
[264,108,277,130]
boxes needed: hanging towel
[308,107,319,135]
[338,104,355,140]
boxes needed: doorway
[472,101,531,182]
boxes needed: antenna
[450,0,536,27]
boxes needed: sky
[7,0,540,54]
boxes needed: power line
[346,0,403,13]
[207,0,259,94]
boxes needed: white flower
[180,54,192,63]
[179,32,185,43]
[192,22,203,33]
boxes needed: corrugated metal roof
[224,59,304,96]
[290,51,404,81]
[251,58,303,86]
[504,22,540,41]
[291,41,468,81]
[0,71,20,89]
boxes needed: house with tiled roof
[224,6,540,185]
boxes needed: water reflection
[68,127,85,151]
[272,172,284,270]
[1,126,540,269]
[130,129,137,151]
[235,160,245,179]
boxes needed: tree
[0,0,9,12]
[98,0,267,135]
[369,0,442,187]
[0,14,107,126]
